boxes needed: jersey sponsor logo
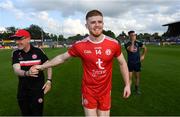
[96,58,104,69]
[92,69,107,77]
[20,60,41,66]
[84,50,92,54]
[18,52,23,60]
[105,49,111,56]
[32,54,38,59]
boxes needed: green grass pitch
[0,45,180,116]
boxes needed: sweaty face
[86,16,104,37]
[15,37,30,50]
[129,33,136,41]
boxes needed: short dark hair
[128,30,135,35]
[86,10,103,20]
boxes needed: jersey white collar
[88,35,105,44]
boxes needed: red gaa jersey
[68,35,121,97]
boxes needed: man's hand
[32,65,43,71]
[27,65,42,77]
[27,71,38,77]
[34,65,43,70]
[29,65,39,73]
[42,80,51,94]
[123,84,131,99]
[29,65,42,74]
[140,55,145,62]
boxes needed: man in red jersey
[30,10,130,116]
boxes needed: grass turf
[0,45,180,116]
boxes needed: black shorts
[128,62,141,72]
[17,79,44,116]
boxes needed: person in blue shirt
[125,30,147,94]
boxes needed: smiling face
[86,15,104,37]
[15,37,30,50]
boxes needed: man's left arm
[42,60,52,94]
[140,45,147,62]
[116,53,131,98]
[39,49,53,94]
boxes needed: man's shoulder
[135,40,142,43]
[31,45,41,51]
[125,41,131,46]
[32,45,46,54]
[126,40,131,43]
[73,37,89,45]
[11,48,22,59]
[12,48,21,55]
[104,35,119,44]
[135,40,143,46]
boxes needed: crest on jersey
[132,46,138,52]
[32,54,37,59]
[105,49,111,56]
[38,98,43,103]
[83,98,88,105]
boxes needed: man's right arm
[36,51,71,70]
[13,63,26,76]
[13,63,38,77]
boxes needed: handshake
[29,65,52,94]
[28,65,42,77]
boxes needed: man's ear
[26,37,31,42]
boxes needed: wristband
[47,79,52,82]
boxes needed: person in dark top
[125,30,147,94]
[11,29,52,116]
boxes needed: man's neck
[131,39,136,43]
[89,34,104,43]
[23,44,31,53]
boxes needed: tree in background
[0,24,168,44]
[117,31,128,42]
[26,24,45,39]
[6,26,17,34]
[0,26,18,39]
[103,30,116,39]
